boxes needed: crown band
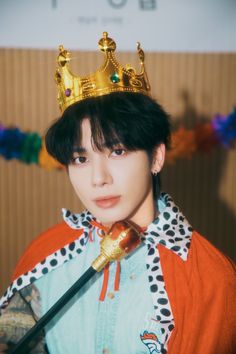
[55,32,151,112]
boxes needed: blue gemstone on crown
[110,73,120,83]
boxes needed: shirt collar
[143,192,193,261]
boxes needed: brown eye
[72,156,88,164]
[111,149,127,157]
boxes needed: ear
[151,144,165,174]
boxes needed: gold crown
[55,32,151,112]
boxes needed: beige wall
[0,49,236,294]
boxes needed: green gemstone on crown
[110,73,120,83]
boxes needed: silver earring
[152,170,158,176]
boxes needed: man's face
[68,119,157,227]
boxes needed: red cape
[8,224,236,353]
[12,222,83,281]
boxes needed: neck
[129,195,158,229]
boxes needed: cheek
[68,168,89,198]
[113,156,151,192]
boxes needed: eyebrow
[72,147,87,153]
[72,140,123,153]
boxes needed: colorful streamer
[0,108,236,169]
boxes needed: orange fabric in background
[12,224,236,353]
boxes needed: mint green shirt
[36,237,162,353]
[36,202,166,354]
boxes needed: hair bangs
[45,92,171,166]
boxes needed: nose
[91,156,113,187]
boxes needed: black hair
[45,92,171,199]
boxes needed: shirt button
[107,292,115,299]
[130,273,136,280]
[103,349,109,354]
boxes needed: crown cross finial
[57,45,71,67]
[55,32,151,112]
[99,31,116,52]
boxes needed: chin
[97,215,121,227]
[93,208,128,227]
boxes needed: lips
[94,195,121,209]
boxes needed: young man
[0,32,235,354]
